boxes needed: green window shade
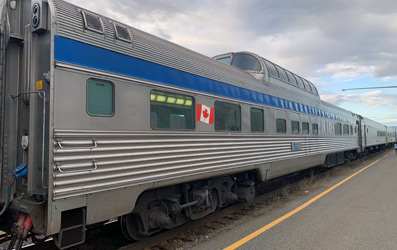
[87,79,114,116]
[150,90,194,130]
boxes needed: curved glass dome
[230,53,262,72]
[214,51,319,96]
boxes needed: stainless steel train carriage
[0,0,395,249]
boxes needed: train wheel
[119,213,146,241]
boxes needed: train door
[0,8,5,202]
[0,2,27,203]
[356,115,364,153]
[356,119,362,153]
[0,0,50,203]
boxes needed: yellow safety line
[223,156,386,250]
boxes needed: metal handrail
[56,138,98,150]
[56,159,98,174]
[11,91,47,188]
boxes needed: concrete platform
[191,150,397,250]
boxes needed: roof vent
[113,23,131,42]
[82,11,103,34]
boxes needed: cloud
[321,91,397,109]
[315,62,375,80]
[64,0,397,82]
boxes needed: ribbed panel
[52,0,258,89]
[52,130,358,200]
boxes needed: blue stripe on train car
[54,35,347,122]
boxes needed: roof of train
[51,0,321,104]
[50,0,391,128]
[51,0,260,89]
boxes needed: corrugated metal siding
[52,130,358,200]
[51,0,260,90]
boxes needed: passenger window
[312,123,319,134]
[217,56,232,65]
[350,125,353,135]
[302,79,312,92]
[343,124,349,135]
[87,79,114,116]
[285,71,298,86]
[334,122,342,135]
[264,60,279,78]
[231,53,261,71]
[291,121,300,134]
[215,101,241,131]
[295,75,304,88]
[251,108,264,132]
[150,90,194,130]
[275,65,289,82]
[301,78,309,91]
[302,122,309,134]
[276,119,286,133]
[308,81,318,95]
[328,121,333,135]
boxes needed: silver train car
[0,0,395,249]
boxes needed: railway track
[3,150,386,250]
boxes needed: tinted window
[251,108,264,132]
[300,78,309,90]
[302,122,309,134]
[295,75,304,88]
[276,119,286,133]
[308,82,318,94]
[264,60,279,78]
[285,71,297,85]
[87,79,114,116]
[231,53,261,71]
[312,123,319,134]
[150,90,194,130]
[217,56,232,65]
[302,79,312,92]
[292,121,300,134]
[114,23,131,42]
[275,65,289,82]
[334,122,342,135]
[215,102,241,131]
[82,11,103,33]
[343,124,349,135]
[329,121,334,135]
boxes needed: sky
[65,0,397,126]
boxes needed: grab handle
[57,138,98,150]
[56,160,98,174]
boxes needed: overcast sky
[66,0,397,125]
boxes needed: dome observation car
[213,51,319,96]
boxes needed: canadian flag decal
[196,104,214,124]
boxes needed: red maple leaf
[202,109,209,119]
